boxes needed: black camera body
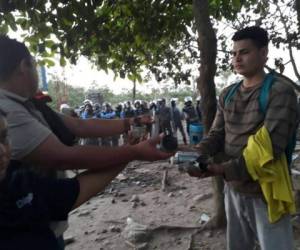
[193,154,209,172]
[160,129,178,152]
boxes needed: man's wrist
[125,144,139,161]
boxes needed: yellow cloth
[243,126,296,223]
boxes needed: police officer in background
[182,96,199,136]
[157,98,172,134]
[170,98,187,145]
[100,103,118,146]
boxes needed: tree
[47,76,85,111]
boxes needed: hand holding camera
[160,128,178,152]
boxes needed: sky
[46,57,167,94]
[45,43,300,95]
[48,57,136,94]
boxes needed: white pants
[224,184,294,250]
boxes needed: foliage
[0,0,247,86]
[47,76,85,111]
[46,76,195,110]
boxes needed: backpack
[6,95,76,147]
[224,71,297,166]
[31,98,76,146]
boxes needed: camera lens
[161,134,178,152]
[195,155,209,172]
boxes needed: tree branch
[296,0,300,32]
[265,65,300,92]
[275,1,300,81]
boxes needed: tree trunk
[193,0,226,228]
[296,0,300,32]
[132,80,136,102]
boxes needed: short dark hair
[0,35,31,81]
[232,26,269,48]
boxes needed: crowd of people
[0,25,299,250]
[60,97,203,147]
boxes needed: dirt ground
[64,156,300,250]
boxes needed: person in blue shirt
[80,102,99,145]
[101,103,118,146]
[80,102,94,120]
[115,103,125,119]
[100,102,116,119]
[124,101,135,118]
[93,103,102,119]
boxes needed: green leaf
[60,57,66,67]
[231,0,241,9]
[4,13,17,31]
[45,39,55,48]
[42,58,55,67]
[127,74,134,82]
[0,24,9,34]
[136,74,143,83]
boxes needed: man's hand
[187,163,225,178]
[130,115,153,126]
[140,114,153,125]
[132,135,175,161]
[127,130,148,145]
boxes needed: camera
[171,151,208,173]
[160,129,178,152]
[131,116,147,139]
[193,154,208,172]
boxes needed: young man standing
[188,26,298,250]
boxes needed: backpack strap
[259,72,275,113]
[257,72,295,166]
[224,81,242,106]
[224,72,275,110]
[31,98,76,146]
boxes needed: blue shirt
[101,111,116,119]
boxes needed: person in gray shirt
[0,35,174,249]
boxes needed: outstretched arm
[62,115,131,137]
[62,114,152,138]
[71,164,126,210]
[23,134,174,171]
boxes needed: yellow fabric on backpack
[243,126,295,223]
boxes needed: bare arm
[71,164,126,209]
[23,133,173,171]
[62,115,130,137]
